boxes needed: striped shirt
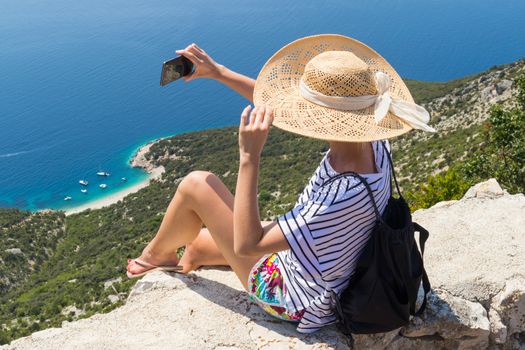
[276,140,391,333]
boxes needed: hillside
[0,58,524,344]
[398,60,524,187]
[0,210,66,294]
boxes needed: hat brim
[253,34,414,142]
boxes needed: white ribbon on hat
[299,71,436,132]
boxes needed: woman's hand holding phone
[175,42,255,101]
[176,43,224,82]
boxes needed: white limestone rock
[413,180,524,305]
[463,178,504,199]
[401,289,490,349]
[496,80,513,94]
[490,277,525,348]
[4,248,23,255]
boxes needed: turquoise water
[1,0,524,211]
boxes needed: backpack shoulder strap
[380,140,402,198]
[321,171,382,222]
[413,222,431,315]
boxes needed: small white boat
[121,177,127,181]
[64,196,72,201]
[81,189,88,193]
[99,184,107,189]
[97,171,110,176]
[79,180,89,186]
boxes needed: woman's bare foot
[178,241,202,274]
[127,246,181,276]
[127,228,229,277]
[178,235,230,274]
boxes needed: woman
[127,35,435,333]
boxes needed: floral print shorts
[247,253,305,322]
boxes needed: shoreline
[63,138,167,216]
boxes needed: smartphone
[160,55,194,86]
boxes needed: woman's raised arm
[176,43,255,102]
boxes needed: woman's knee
[178,170,220,197]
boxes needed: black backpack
[323,141,431,336]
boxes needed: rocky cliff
[3,179,524,350]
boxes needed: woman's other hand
[239,105,274,161]
[176,43,224,82]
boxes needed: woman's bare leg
[128,170,267,290]
[179,219,274,273]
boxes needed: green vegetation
[405,76,480,105]
[405,168,474,211]
[463,74,525,193]
[402,72,525,210]
[0,208,31,229]
[392,123,485,189]
[0,210,66,294]
[1,61,524,345]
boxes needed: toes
[179,262,199,274]
[127,259,140,273]
[178,252,199,274]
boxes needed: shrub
[406,168,473,211]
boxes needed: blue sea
[1,0,524,211]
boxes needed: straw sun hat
[253,34,436,142]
